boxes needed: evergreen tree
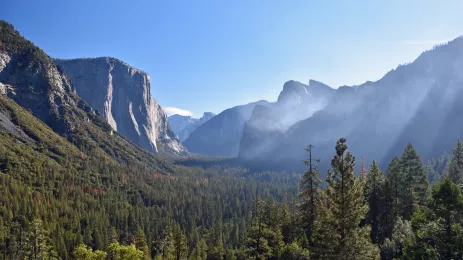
[448,139,463,186]
[382,178,395,240]
[430,177,463,258]
[191,232,207,260]
[245,198,272,260]
[312,138,380,260]
[156,223,176,260]
[364,161,385,244]
[298,144,321,244]
[402,185,419,221]
[400,143,428,207]
[386,156,403,219]
[281,242,310,259]
[25,218,59,260]
[208,220,225,260]
[380,218,413,259]
[172,223,188,260]
[225,249,237,260]
[135,228,150,260]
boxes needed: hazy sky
[3,1,463,117]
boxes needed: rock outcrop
[169,112,216,141]
[55,57,188,155]
[0,23,79,136]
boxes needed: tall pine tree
[365,161,385,244]
[448,139,463,186]
[312,138,380,260]
[430,177,463,258]
[400,143,428,207]
[135,228,150,260]
[298,144,321,245]
[386,157,403,219]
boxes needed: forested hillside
[0,91,300,259]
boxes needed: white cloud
[163,107,193,117]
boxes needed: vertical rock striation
[55,57,188,155]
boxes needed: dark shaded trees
[365,161,386,244]
[298,144,321,245]
[448,139,463,186]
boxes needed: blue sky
[3,1,463,117]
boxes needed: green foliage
[0,21,53,68]
[380,217,413,259]
[74,244,107,260]
[386,157,403,220]
[365,161,386,243]
[448,139,463,186]
[108,242,144,260]
[281,242,310,259]
[404,178,463,259]
[135,228,150,260]
[312,138,380,259]
[425,152,450,184]
[400,143,429,208]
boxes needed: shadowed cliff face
[55,58,188,155]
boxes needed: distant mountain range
[183,80,335,158]
[168,112,215,141]
[186,37,463,172]
[183,100,270,156]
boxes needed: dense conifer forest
[2,101,463,259]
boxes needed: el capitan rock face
[55,57,188,155]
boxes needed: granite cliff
[55,58,187,155]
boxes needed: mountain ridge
[242,36,463,171]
